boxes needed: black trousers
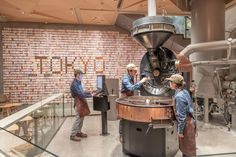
[119,119,123,134]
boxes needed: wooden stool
[17,116,33,141]
[10,143,33,157]
[6,124,19,135]
[31,110,45,144]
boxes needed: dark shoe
[70,135,81,141]
[76,132,88,138]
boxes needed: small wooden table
[0,103,23,117]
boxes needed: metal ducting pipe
[178,38,236,57]
[190,0,226,106]
[148,0,156,16]
[192,60,236,66]
[176,38,236,67]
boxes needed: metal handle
[145,123,153,135]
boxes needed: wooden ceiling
[0,0,236,25]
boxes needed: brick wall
[1,26,146,103]
[0,27,3,94]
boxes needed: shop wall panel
[1,27,145,103]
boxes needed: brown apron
[117,91,134,119]
[173,96,196,157]
[121,77,134,97]
[121,91,134,97]
[74,97,90,117]
[179,116,196,156]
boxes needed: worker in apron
[119,63,149,141]
[121,63,148,96]
[166,74,196,157]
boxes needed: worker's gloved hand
[91,91,96,96]
[140,77,149,83]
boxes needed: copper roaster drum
[116,96,175,123]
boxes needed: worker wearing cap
[119,63,149,142]
[166,74,196,157]
[121,63,148,97]
[70,69,94,141]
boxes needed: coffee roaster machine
[115,1,188,156]
[116,17,178,157]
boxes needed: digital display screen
[97,75,103,90]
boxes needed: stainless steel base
[122,119,178,157]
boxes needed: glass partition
[29,95,65,149]
[0,127,57,157]
[0,93,65,153]
[62,92,75,116]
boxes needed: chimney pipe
[148,0,156,16]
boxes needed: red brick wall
[2,27,146,103]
